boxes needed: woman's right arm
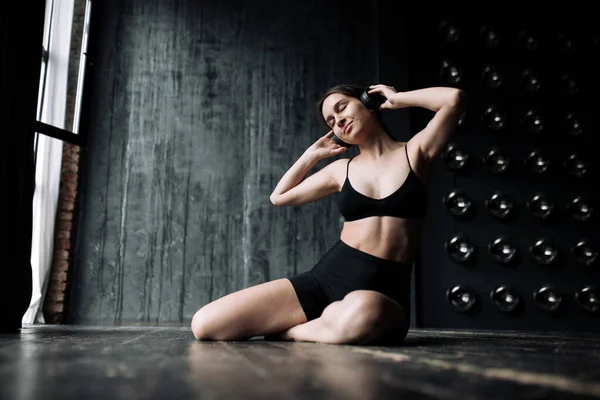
[270,154,345,207]
[270,131,348,206]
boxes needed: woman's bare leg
[267,290,408,345]
[191,278,307,341]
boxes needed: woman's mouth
[344,122,353,134]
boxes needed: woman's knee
[191,308,212,340]
[190,304,228,340]
[338,291,410,344]
[343,292,386,335]
[344,291,387,319]
[320,292,385,342]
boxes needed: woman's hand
[306,130,348,160]
[367,84,403,110]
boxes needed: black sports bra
[338,143,427,221]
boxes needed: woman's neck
[356,129,401,161]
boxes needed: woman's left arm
[369,85,466,161]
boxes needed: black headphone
[330,88,386,148]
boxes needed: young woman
[191,84,465,345]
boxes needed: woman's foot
[263,329,294,341]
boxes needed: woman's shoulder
[319,157,354,190]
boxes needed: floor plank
[1,325,599,399]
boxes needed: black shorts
[287,239,412,322]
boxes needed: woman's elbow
[450,89,466,109]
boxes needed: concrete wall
[69,0,386,324]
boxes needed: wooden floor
[1,326,600,399]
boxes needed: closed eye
[326,100,347,127]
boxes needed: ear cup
[360,90,386,110]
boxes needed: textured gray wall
[70,0,381,324]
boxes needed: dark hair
[315,83,393,139]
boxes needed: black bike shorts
[287,239,412,322]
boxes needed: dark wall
[1,1,46,331]
[407,7,600,331]
[69,0,388,324]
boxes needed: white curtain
[23,0,75,324]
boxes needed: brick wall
[42,0,86,324]
[44,143,80,323]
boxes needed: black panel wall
[69,0,389,324]
[407,7,600,331]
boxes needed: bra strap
[405,143,413,172]
[346,157,353,179]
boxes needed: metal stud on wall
[406,7,600,331]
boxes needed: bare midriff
[340,217,422,264]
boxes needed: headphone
[330,88,386,148]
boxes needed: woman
[191,84,465,345]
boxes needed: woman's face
[321,93,375,144]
